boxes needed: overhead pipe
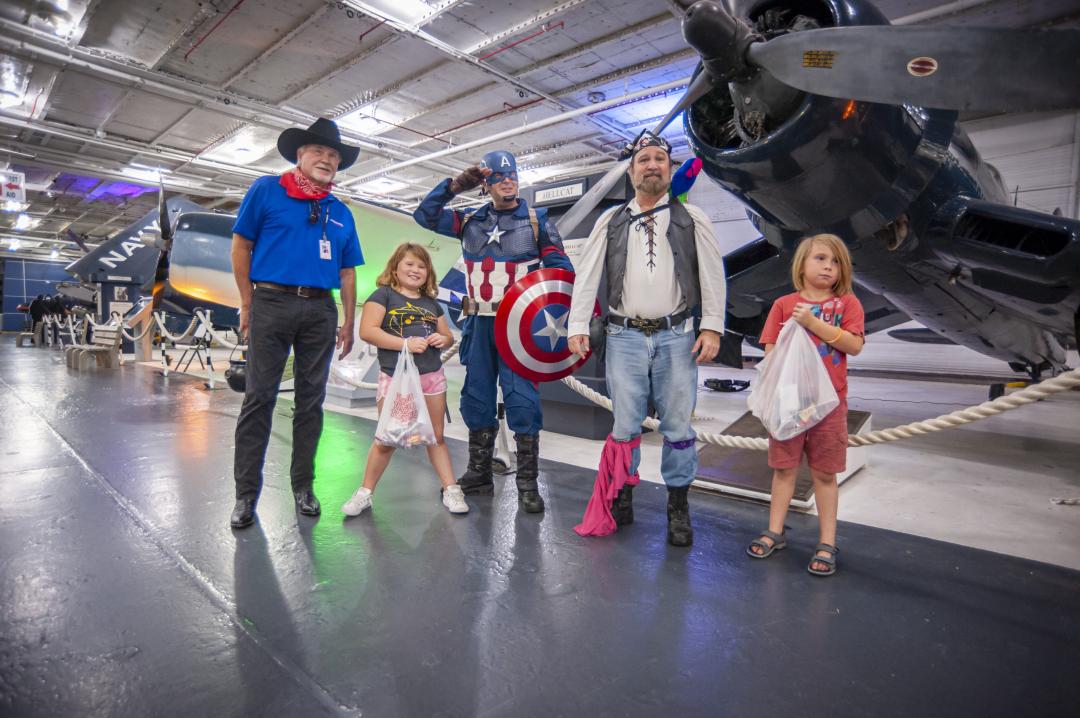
[343,77,690,184]
[478,21,564,62]
[0,18,465,175]
[184,0,247,61]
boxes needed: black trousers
[234,288,338,501]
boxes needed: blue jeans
[605,321,698,487]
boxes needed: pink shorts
[376,368,447,403]
[768,400,848,474]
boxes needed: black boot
[514,433,545,513]
[666,486,693,547]
[611,485,634,526]
[458,427,497,495]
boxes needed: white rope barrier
[193,310,243,350]
[559,366,1080,451]
[153,312,200,344]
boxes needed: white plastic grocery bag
[747,320,840,440]
[374,346,437,448]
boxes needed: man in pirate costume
[567,130,727,546]
[413,150,573,513]
[228,118,364,529]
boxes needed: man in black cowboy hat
[229,118,365,529]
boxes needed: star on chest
[485,224,504,246]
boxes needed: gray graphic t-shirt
[366,286,444,375]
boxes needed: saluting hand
[449,166,490,194]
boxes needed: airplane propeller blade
[746,26,1080,113]
[157,177,173,244]
[556,70,716,238]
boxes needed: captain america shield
[495,268,593,382]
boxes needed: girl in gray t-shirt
[344,243,468,516]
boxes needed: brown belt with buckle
[255,282,331,299]
[460,296,500,316]
[608,310,691,335]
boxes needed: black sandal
[807,543,838,576]
[746,530,786,559]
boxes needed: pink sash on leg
[574,434,641,537]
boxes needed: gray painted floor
[2,340,1079,717]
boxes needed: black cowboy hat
[277,117,360,170]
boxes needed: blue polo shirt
[233,175,364,289]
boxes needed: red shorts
[768,400,848,474]
[376,368,448,403]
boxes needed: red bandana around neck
[280,167,332,200]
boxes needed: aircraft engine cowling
[683,0,955,248]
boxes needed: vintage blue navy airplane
[559,0,1080,380]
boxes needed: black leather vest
[604,199,700,313]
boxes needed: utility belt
[608,309,691,336]
[460,296,500,317]
[254,282,331,299]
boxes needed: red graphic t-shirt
[758,292,865,400]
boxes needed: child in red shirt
[746,234,865,576]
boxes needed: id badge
[319,238,332,260]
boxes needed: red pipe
[185,0,247,61]
[478,21,564,62]
[358,19,386,43]
[431,98,543,138]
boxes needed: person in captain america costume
[413,150,573,513]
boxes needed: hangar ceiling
[0,0,1078,263]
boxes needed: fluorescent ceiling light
[200,127,278,166]
[0,56,31,109]
[121,164,169,183]
[2,200,28,212]
[50,247,59,258]
[356,177,408,194]
[347,0,432,27]
[7,237,21,251]
[13,213,41,230]
[337,110,396,137]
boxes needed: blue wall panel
[2,259,72,331]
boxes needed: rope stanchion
[193,310,243,350]
[153,312,200,344]
[560,366,1080,451]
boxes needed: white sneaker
[441,485,469,514]
[342,487,373,516]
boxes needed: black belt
[608,310,691,335]
[255,282,331,299]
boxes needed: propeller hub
[683,0,759,83]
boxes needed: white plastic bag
[374,346,437,448]
[747,320,840,440]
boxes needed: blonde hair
[376,243,439,298]
[791,233,854,296]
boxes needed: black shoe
[294,489,321,516]
[230,498,257,529]
[666,486,693,547]
[458,427,497,495]
[611,485,634,526]
[518,489,545,513]
[514,432,545,514]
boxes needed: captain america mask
[480,150,517,186]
